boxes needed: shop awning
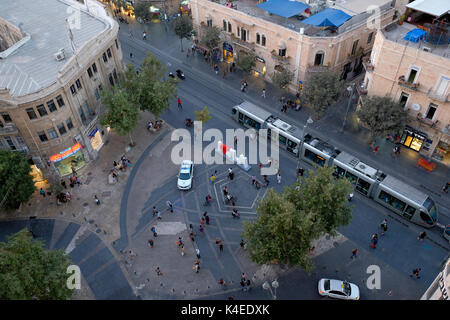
[406,0,450,18]
[403,28,426,43]
[256,0,309,19]
[302,8,352,27]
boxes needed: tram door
[287,139,298,155]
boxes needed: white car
[318,279,360,300]
[177,160,194,190]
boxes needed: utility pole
[340,84,355,133]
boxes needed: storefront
[223,42,234,63]
[400,126,428,152]
[50,143,86,176]
[89,127,103,151]
[432,138,450,164]
[253,56,266,76]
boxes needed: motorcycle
[169,69,185,80]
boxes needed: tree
[272,68,294,89]
[0,229,73,299]
[100,86,140,146]
[242,166,352,271]
[238,53,256,73]
[357,96,408,141]
[0,150,35,211]
[302,72,344,118]
[173,15,193,52]
[134,1,150,21]
[194,106,211,123]
[202,26,221,50]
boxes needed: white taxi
[177,160,194,190]
[318,279,360,300]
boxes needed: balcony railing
[417,113,439,128]
[270,52,291,64]
[230,34,255,50]
[398,76,420,91]
[0,124,19,136]
[362,57,374,72]
[427,88,449,102]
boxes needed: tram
[231,101,438,228]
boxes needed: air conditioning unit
[423,47,431,52]
[55,49,65,61]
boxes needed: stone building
[191,0,396,91]
[361,0,450,165]
[0,0,124,177]
[421,257,450,300]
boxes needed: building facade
[191,0,396,91]
[362,20,450,165]
[0,0,124,177]
[421,257,450,300]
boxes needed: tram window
[420,211,433,225]
[334,166,346,178]
[244,115,261,130]
[345,172,358,185]
[279,135,287,145]
[232,108,237,115]
[403,206,416,220]
[356,179,371,195]
[378,191,406,212]
[304,149,325,167]
[423,197,437,222]
[287,139,298,149]
[239,112,244,120]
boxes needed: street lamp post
[296,117,314,169]
[340,84,355,133]
[262,280,279,300]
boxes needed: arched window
[223,20,227,31]
[261,35,266,47]
[314,51,325,66]
[228,22,232,33]
[256,33,260,44]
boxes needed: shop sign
[89,127,98,138]
[223,42,233,52]
[50,143,82,163]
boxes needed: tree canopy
[357,96,408,140]
[242,166,353,271]
[302,72,344,118]
[202,26,221,50]
[194,106,211,123]
[0,229,73,299]
[134,2,150,21]
[0,150,35,211]
[272,68,294,89]
[173,15,193,52]
[238,53,256,73]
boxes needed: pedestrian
[200,217,205,225]
[223,186,228,196]
[205,214,210,225]
[40,188,46,198]
[157,210,162,220]
[151,226,157,237]
[189,232,195,242]
[240,279,246,291]
[130,52,133,60]
[252,175,256,185]
[129,250,137,260]
[258,162,263,174]
[219,243,224,252]
[193,262,200,273]
[196,248,201,259]
[261,88,266,99]
[442,182,449,194]
[94,195,100,205]
[152,206,158,217]
[350,248,358,259]
[148,239,154,248]
[228,168,233,180]
[380,219,387,235]
[240,239,245,249]
[234,135,238,146]
[177,97,182,110]
[75,177,81,186]
[232,62,235,72]
[370,233,378,249]
[142,31,147,40]
[373,146,379,154]
[241,273,246,281]
[218,278,227,286]
[61,180,67,189]
[216,238,222,246]
[348,193,354,202]
[418,231,427,241]
[298,167,304,177]
[210,173,216,183]
[181,245,185,256]
[214,64,219,75]
[277,171,281,184]
[177,237,183,247]
[410,268,421,279]
[199,224,204,233]
[156,267,163,276]
[167,200,173,213]
[263,175,269,187]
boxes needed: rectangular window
[75,79,82,90]
[223,20,227,31]
[279,48,286,57]
[107,48,112,58]
[92,62,98,73]
[237,27,240,37]
[78,106,87,124]
[426,103,437,120]
[1,112,12,123]
[408,68,418,83]
[378,190,406,212]
[70,85,76,95]
[66,118,74,130]
[399,92,409,109]
[94,88,100,100]
[207,19,212,27]
[47,100,57,112]
[256,33,260,44]
[87,67,93,78]
[36,104,48,117]
[241,28,247,41]
[83,101,91,118]
[113,69,118,83]
[26,108,38,120]
[48,128,58,139]
[228,22,232,33]
[262,35,266,47]
[304,149,326,167]
[367,32,374,44]
[351,40,359,55]
[103,52,108,63]
[38,131,48,142]
[57,123,67,135]
[16,136,25,145]
[109,74,114,86]
[56,95,65,107]
[4,136,16,150]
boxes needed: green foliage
[242,166,352,271]
[134,2,150,21]
[0,150,35,211]
[357,96,407,139]
[202,26,221,50]
[0,229,73,299]
[272,68,294,89]
[173,15,193,51]
[194,106,211,123]
[238,53,256,73]
[302,72,344,118]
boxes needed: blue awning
[403,28,426,43]
[302,8,351,27]
[256,0,309,19]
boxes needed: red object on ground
[417,157,436,172]
[222,143,229,155]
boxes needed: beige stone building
[191,0,396,91]
[361,2,450,165]
[421,257,450,300]
[0,0,124,177]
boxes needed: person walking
[157,210,162,220]
[240,239,245,249]
[219,243,224,253]
[167,200,174,213]
[148,239,154,248]
[350,248,358,259]
[129,52,133,60]
[277,170,281,184]
[199,224,204,233]
[200,217,205,226]
[40,188,46,198]
[297,167,304,178]
[156,267,163,276]
[205,214,210,225]
[94,195,100,206]
[214,64,219,75]
[218,278,226,286]
[348,193,354,202]
[196,248,201,259]
[410,268,421,279]
[380,219,388,235]
[418,231,427,241]
[177,97,182,110]
[370,233,378,249]
[142,31,147,40]
[261,88,266,99]
[151,226,157,237]
[252,175,256,185]
[373,146,379,154]
[152,206,158,217]
[442,182,449,194]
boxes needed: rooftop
[382,22,450,59]
[211,0,393,35]
[0,0,109,98]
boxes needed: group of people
[147,120,163,131]
[240,80,249,92]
